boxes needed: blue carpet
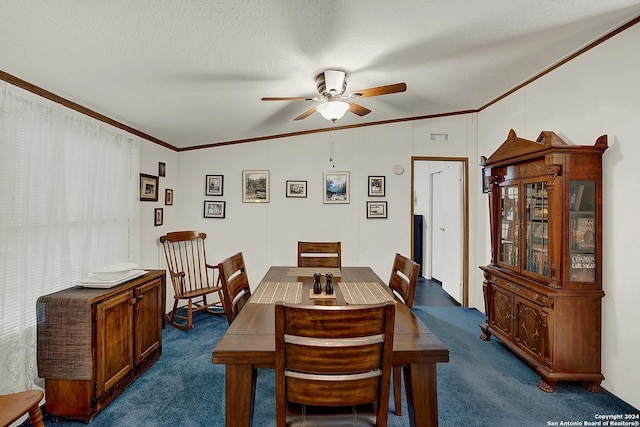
[34,306,638,426]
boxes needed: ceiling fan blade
[293,106,318,121]
[261,96,316,101]
[348,103,371,116]
[348,82,407,98]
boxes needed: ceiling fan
[261,69,407,122]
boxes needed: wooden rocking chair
[160,231,225,330]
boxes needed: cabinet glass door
[525,181,548,276]
[569,180,596,283]
[500,184,519,268]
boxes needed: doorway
[411,157,469,307]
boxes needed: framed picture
[242,170,270,203]
[206,175,224,196]
[204,201,225,218]
[158,162,166,177]
[368,175,385,197]
[366,201,387,218]
[139,173,159,201]
[482,167,491,194]
[165,188,173,206]
[323,171,349,204]
[286,180,307,198]
[154,208,163,226]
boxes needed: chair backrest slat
[389,253,420,309]
[297,241,342,268]
[218,252,252,325]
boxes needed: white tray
[78,270,148,288]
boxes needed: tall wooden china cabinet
[479,130,607,393]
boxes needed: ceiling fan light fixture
[316,101,349,122]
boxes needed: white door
[429,162,463,303]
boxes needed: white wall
[139,114,478,312]
[478,24,640,409]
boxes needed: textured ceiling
[2,1,640,150]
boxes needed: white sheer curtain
[0,81,140,393]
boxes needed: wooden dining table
[211,266,449,427]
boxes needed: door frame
[411,156,469,307]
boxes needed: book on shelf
[570,253,596,282]
[569,184,585,211]
[571,217,595,250]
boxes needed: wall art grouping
[198,170,389,218]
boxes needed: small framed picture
[286,180,307,198]
[243,170,270,203]
[206,175,224,196]
[368,176,385,197]
[366,201,387,219]
[140,173,159,202]
[154,208,163,226]
[323,171,349,204]
[482,167,491,194]
[158,162,166,177]
[204,201,225,218]
[165,188,173,206]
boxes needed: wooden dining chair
[160,231,225,330]
[275,302,395,427]
[297,241,342,268]
[0,390,45,427]
[388,253,421,416]
[218,252,252,325]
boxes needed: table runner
[286,267,342,277]
[339,282,396,305]
[250,282,303,304]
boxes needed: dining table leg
[225,364,257,427]
[404,362,439,427]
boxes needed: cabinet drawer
[488,274,552,308]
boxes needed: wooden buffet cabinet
[480,130,607,393]
[36,270,166,420]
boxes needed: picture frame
[165,188,173,206]
[366,201,387,218]
[158,162,166,177]
[204,200,225,218]
[139,173,159,201]
[323,171,349,204]
[205,175,224,196]
[482,167,491,194]
[154,208,163,226]
[368,175,385,197]
[242,170,270,203]
[286,180,307,198]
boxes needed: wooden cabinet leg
[536,378,556,393]
[479,323,492,341]
[582,381,601,393]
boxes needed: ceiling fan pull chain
[329,127,335,167]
